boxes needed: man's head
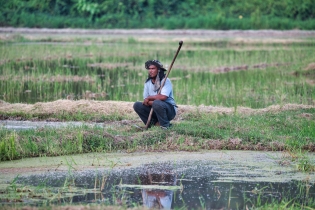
[144,60,166,86]
[145,60,167,72]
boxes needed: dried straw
[1,100,314,120]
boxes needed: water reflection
[138,167,176,209]
[142,190,173,209]
[6,161,315,209]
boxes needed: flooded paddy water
[1,151,315,209]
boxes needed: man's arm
[143,94,167,106]
[143,79,172,106]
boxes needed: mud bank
[1,28,315,38]
[1,28,315,43]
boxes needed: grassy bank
[1,100,314,163]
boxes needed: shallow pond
[1,151,314,209]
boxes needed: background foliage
[0,0,315,29]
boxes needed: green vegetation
[1,36,315,108]
[1,28,315,210]
[1,0,315,29]
[1,108,314,161]
[0,34,315,162]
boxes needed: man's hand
[143,98,150,106]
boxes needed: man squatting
[133,60,177,129]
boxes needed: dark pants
[133,100,176,128]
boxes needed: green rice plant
[5,176,19,193]
[296,155,315,172]
[242,180,315,210]
[25,136,39,156]
[77,131,83,153]
[0,132,18,161]
[198,195,206,209]
[227,184,234,210]
[1,38,315,108]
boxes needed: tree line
[1,0,314,29]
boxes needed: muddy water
[0,151,314,209]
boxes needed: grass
[1,34,315,107]
[0,107,314,161]
[178,108,315,147]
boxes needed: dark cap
[145,60,167,71]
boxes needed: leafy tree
[0,0,314,29]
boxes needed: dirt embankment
[1,27,315,37]
[1,28,315,43]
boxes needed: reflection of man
[142,189,173,209]
[137,167,176,209]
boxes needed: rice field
[1,29,315,210]
[1,29,315,108]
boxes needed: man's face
[148,64,158,78]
